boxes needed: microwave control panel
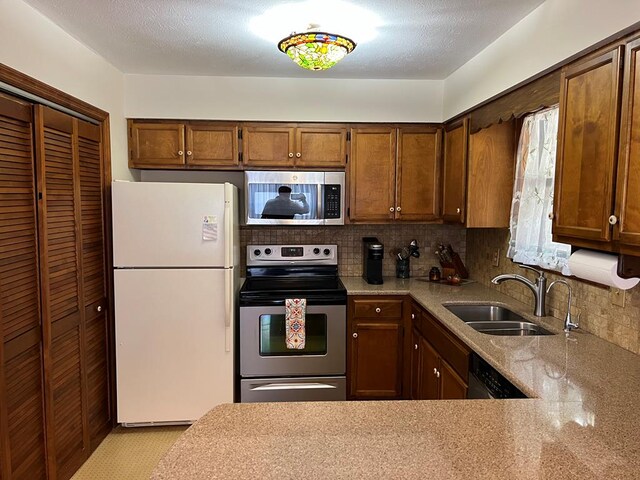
[323,185,342,219]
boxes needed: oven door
[239,304,346,377]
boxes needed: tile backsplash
[467,228,640,355]
[240,224,467,278]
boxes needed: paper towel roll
[568,250,640,290]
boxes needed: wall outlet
[492,248,501,267]
[610,288,626,308]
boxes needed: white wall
[0,0,131,180]
[124,75,443,123]
[443,0,640,119]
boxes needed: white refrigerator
[112,181,239,425]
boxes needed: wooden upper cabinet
[242,125,295,168]
[349,126,442,223]
[186,123,239,167]
[349,128,397,222]
[128,120,241,169]
[467,120,516,228]
[616,37,640,249]
[396,127,442,221]
[442,119,469,224]
[295,126,347,168]
[553,47,623,243]
[129,121,185,167]
[243,124,347,168]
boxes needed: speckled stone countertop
[151,277,640,479]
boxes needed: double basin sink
[444,304,555,336]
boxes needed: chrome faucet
[491,265,547,316]
[547,279,579,332]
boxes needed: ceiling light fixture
[278,25,356,71]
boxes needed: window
[507,106,571,274]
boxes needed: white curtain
[507,106,571,274]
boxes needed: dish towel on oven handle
[285,298,306,349]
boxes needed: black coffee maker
[362,237,384,285]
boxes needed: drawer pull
[353,333,358,339]
[375,307,381,313]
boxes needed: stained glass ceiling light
[278,31,356,71]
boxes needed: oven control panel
[247,245,337,265]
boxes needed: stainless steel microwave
[244,171,345,225]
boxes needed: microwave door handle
[317,184,323,219]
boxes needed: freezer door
[115,268,233,424]
[112,181,235,267]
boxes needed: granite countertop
[151,277,640,479]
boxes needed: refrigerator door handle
[224,268,233,352]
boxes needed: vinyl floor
[71,425,188,480]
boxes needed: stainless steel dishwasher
[467,353,526,399]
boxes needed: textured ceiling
[23,0,545,79]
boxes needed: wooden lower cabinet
[410,302,469,400]
[348,296,404,399]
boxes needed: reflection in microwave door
[260,185,310,219]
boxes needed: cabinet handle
[433,368,437,375]
[609,215,618,225]
[375,307,381,313]
[411,313,415,319]
[414,344,418,350]
[96,305,103,312]
[436,370,440,378]
[389,207,395,212]
[456,207,461,214]
[396,206,402,212]
[296,152,301,158]
[352,333,358,339]
[177,150,184,156]
[548,212,554,220]
[289,152,294,158]
[186,150,192,156]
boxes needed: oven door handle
[250,382,338,391]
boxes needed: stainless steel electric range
[238,244,346,403]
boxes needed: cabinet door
[129,121,185,168]
[467,121,516,228]
[410,329,421,400]
[295,126,347,168]
[442,119,468,223]
[396,127,442,221]
[554,47,623,242]
[616,38,640,248]
[0,94,47,479]
[417,337,439,400]
[185,123,239,168]
[243,125,295,167]
[349,128,397,222]
[349,320,403,399]
[439,359,468,400]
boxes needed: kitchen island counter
[152,278,640,479]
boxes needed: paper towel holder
[617,254,640,279]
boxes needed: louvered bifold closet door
[0,94,47,480]
[36,106,88,480]
[77,121,110,450]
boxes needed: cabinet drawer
[352,298,403,319]
[420,310,469,382]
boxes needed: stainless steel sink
[444,304,555,336]
[464,321,554,336]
